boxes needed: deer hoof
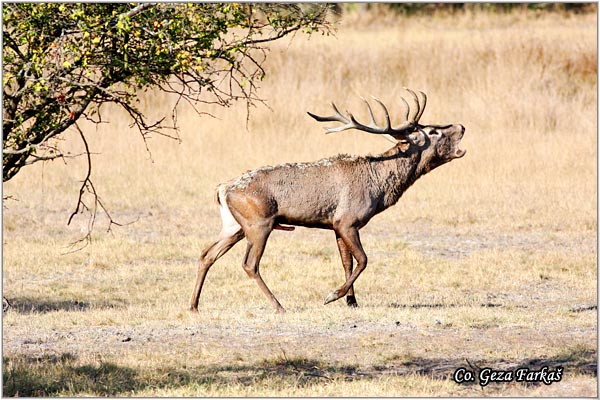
[324,290,340,305]
[346,296,358,307]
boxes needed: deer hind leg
[189,228,244,312]
[325,227,367,305]
[190,193,245,312]
[335,233,358,307]
[241,223,286,314]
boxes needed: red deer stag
[190,88,466,313]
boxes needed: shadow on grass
[380,345,597,386]
[389,302,507,309]
[3,346,597,396]
[4,296,127,314]
[3,355,138,397]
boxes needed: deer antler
[307,89,428,143]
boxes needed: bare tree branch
[121,2,155,19]
[67,122,93,226]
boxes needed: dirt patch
[382,222,597,260]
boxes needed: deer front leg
[335,233,358,307]
[325,227,367,305]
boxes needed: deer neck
[369,146,423,211]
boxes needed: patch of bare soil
[372,221,597,260]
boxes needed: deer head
[307,88,466,173]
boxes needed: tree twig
[67,122,93,226]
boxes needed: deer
[190,88,466,314]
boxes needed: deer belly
[275,207,336,229]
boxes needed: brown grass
[3,7,597,397]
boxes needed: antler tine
[307,102,353,133]
[360,96,378,127]
[370,96,392,131]
[306,103,342,123]
[399,96,410,123]
[403,87,421,124]
[414,91,427,123]
[330,102,347,121]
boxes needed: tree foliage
[2,3,331,182]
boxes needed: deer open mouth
[453,126,466,158]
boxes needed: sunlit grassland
[3,8,597,397]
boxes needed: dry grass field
[2,7,597,397]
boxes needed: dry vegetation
[3,7,597,397]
